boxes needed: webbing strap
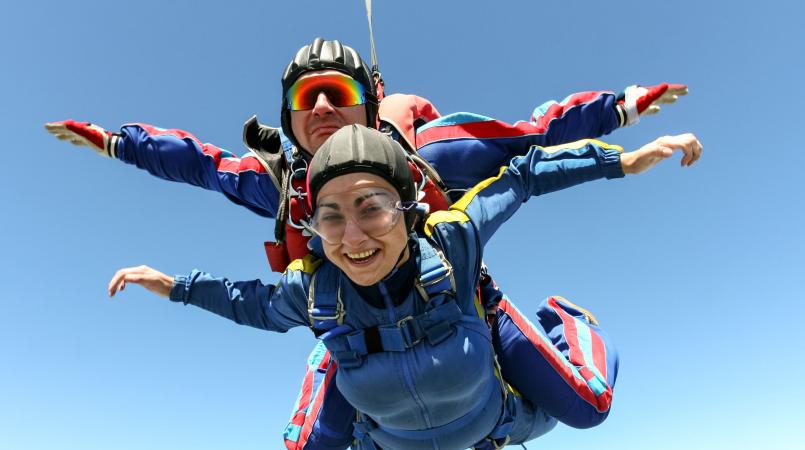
[307,266,344,333]
[335,300,463,358]
[416,237,456,301]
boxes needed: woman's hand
[108,265,174,298]
[621,133,703,174]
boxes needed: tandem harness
[306,237,460,367]
[305,237,517,450]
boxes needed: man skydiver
[44,38,693,449]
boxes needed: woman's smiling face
[314,173,409,286]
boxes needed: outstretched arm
[425,133,702,248]
[415,83,687,189]
[45,120,282,218]
[108,264,311,332]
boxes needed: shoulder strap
[415,237,456,302]
[307,263,346,337]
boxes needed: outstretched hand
[621,133,702,175]
[45,120,118,157]
[108,265,174,298]
[619,83,689,126]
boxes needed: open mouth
[345,249,379,265]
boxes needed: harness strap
[415,237,456,302]
[310,238,456,334]
[307,267,345,335]
[331,300,463,367]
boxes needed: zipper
[377,282,435,437]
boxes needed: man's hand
[618,83,688,126]
[108,265,174,298]
[45,120,119,158]
[621,133,702,174]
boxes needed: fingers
[636,83,688,116]
[108,268,127,297]
[667,83,689,96]
[655,133,703,167]
[45,122,74,141]
[642,105,661,116]
[654,93,679,105]
[108,265,148,297]
[45,121,89,147]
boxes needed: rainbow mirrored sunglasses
[286,73,366,111]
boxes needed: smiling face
[289,70,368,154]
[315,172,410,286]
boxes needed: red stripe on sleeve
[133,123,266,174]
[297,356,335,449]
[498,299,601,410]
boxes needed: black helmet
[281,38,378,155]
[307,124,416,228]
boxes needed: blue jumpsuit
[168,139,623,449]
[110,91,623,449]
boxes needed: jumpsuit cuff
[600,147,626,179]
[170,274,192,304]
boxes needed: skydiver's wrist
[614,103,628,128]
[600,147,626,179]
[107,134,121,158]
[169,274,190,303]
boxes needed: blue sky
[2,1,803,449]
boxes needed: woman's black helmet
[307,124,417,229]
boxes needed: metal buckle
[416,248,456,302]
[396,316,423,347]
[307,275,345,326]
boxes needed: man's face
[289,70,368,154]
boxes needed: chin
[342,263,386,286]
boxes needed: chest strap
[331,300,464,368]
[310,238,460,367]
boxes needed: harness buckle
[307,274,346,326]
[415,247,456,302]
[396,315,424,347]
[333,350,362,369]
[423,319,454,345]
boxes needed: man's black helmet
[281,38,378,155]
[307,124,416,229]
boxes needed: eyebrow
[318,202,341,211]
[317,191,392,210]
[353,191,388,207]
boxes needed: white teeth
[346,249,377,260]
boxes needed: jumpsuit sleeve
[415,91,621,189]
[424,138,625,250]
[115,123,281,218]
[425,141,624,431]
[168,263,314,333]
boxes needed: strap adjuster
[307,273,345,327]
[416,246,456,302]
[396,315,424,347]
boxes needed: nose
[311,91,336,116]
[341,218,369,247]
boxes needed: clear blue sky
[2,1,803,449]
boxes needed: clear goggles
[307,187,411,244]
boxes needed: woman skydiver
[108,124,702,449]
